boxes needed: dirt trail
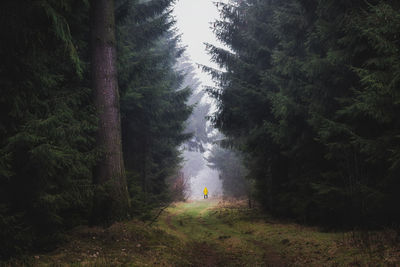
[158,199,288,266]
[165,214,176,230]
[16,198,398,266]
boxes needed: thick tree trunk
[91,0,129,223]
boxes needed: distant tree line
[0,0,191,258]
[207,0,400,228]
[207,145,250,199]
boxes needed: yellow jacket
[203,187,208,195]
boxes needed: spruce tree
[116,0,192,215]
[209,0,400,227]
[90,0,130,224]
[0,0,96,257]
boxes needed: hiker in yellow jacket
[203,187,208,199]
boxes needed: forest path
[156,199,286,266]
[22,199,399,266]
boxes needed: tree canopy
[0,0,191,258]
[207,0,400,228]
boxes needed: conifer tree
[209,0,400,227]
[90,0,130,224]
[0,0,192,258]
[0,0,96,257]
[116,0,191,215]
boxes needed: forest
[0,0,191,258]
[0,0,399,263]
[206,0,400,228]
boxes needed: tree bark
[91,0,129,223]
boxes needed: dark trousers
[204,194,208,199]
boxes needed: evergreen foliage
[208,0,400,228]
[0,0,191,258]
[0,0,96,257]
[207,145,250,198]
[3,0,400,260]
[116,0,192,217]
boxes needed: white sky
[173,0,226,87]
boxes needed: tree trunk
[91,0,129,224]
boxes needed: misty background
[173,0,224,199]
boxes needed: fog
[173,0,226,199]
[182,150,222,199]
[173,0,222,87]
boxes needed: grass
[2,198,399,266]
[158,199,400,266]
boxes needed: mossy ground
[3,199,399,266]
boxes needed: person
[203,187,208,199]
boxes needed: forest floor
[5,199,400,266]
